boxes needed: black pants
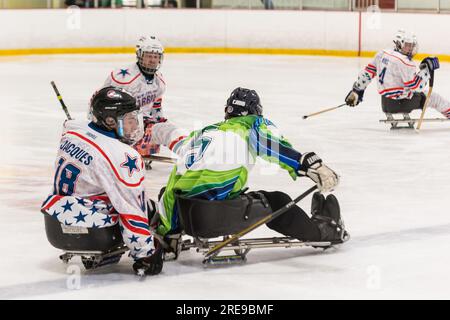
[381,92,426,114]
[259,191,321,241]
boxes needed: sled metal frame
[59,244,129,269]
[380,113,450,130]
[175,235,350,266]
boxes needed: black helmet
[90,87,143,145]
[225,87,263,120]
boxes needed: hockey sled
[44,214,127,270]
[170,194,349,266]
[379,113,450,129]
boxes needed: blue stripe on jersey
[129,220,150,230]
[249,120,301,171]
[41,194,53,208]
[406,76,420,88]
[383,90,404,97]
[189,177,239,201]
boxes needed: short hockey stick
[204,185,318,260]
[416,69,435,130]
[142,154,177,164]
[302,103,346,119]
[51,81,72,120]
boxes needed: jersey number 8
[53,157,81,196]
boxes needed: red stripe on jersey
[409,78,423,90]
[66,131,144,188]
[169,136,187,151]
[379,87,404,94]
[382,51,416,68]
[42,195,64,212]
[385,93,402,99]
[121,213,149,224]
[111,72,141,85]
[119,215,151,236]
[365,68,376,77]
[156,74,166,85]
[404,75,419,85]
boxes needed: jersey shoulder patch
[110,65,142,85]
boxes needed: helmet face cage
[90,87,141,144]
[117,110,144,145]
[136,36,164,75]
[394,30,418,59]
[224,88,263,120]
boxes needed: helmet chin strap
[136,62,157,82]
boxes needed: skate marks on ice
[3,222,450,299]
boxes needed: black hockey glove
[298,152,340,193]
[345,88,364,107]
[133,240,164,276]
[419,57,440,72]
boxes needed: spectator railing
[1,0,449,12]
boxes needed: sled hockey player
[152,87,347,247]
[102,35,167,163]
[41,87,163,276]
[345,30,450,122]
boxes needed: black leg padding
[381,92,426,114]
[259,191,321,241]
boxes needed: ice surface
[1,53,450,299]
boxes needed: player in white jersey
[345,30,450,118]
[103,36,167,158]
[41,87,163,276]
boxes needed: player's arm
[403,57,439,93]
[150,97,166,123]
[150,122,188,156]
[250,118,339,192]
[150,74,167,123]
[345,52,381,107]
[97,160,163,275]
[94,158,156,251]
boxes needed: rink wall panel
[1,9,450,59]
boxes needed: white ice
[1,53,450,299]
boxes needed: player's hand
[345,89,364,107]
[133,240,164,276]
[298,152,339,193]
[420,57,440,72]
